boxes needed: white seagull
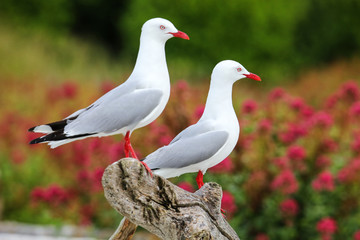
[28,18,189,169]
[142,60,261,187]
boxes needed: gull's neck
[201,79,236,121]
[131,35,169,85]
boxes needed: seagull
[28,18,189,171]
[142,60,261,188]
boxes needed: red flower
[279,124,307,144]
[325,94,339,109]
[221,191,237,217]
[312,171,335,192]
[108,143,124,162]
[255,233,270,240]
[272,157,290,170]
[354,230,360,240]
[194,105,205,119]
[287,145,306,162]
[339,81,359,102]
[31,187,46,202]
[271,170,299,194]
[289,97,305,111]
[317,217,337,240]
[158,135,173,146]
[92,168,105,192]
[175,79,189,92]
[177,182,194,192]
[311,111,333,128]
[258,119,272,133]
[269,87,286,101]
[280,198,299,217]
[316,156,331,169]
[100,81,115,94]
[349,102,360,118]
[242,99,258,114]
[320,138,338,153]
[351,135,360,154]
[209,157,234,173]
[337,158,360,183]
[301,105,315,118]
[61,81,78,99]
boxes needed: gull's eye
[160,25,165,30]
[237,67,242,72]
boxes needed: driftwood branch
[102,158,240,240]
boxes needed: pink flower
[38,184,69,206]
[316,156,331,169]
[31,187,46,202]
[92,168,105,192]
[255,233,270,240]
[312,171,335,192]
[351,135,360,154]
[311,111,333,128]
[337,158,360,183]
[339,81,359,102]
[325,94,339,109]
[272,157,290,170]
[108,143,124,162]
[194,105,205,119]
[61,81,78,99]
[208,157,234,173]
[271,170,299,194]
[221,191,237,217]
[279,124,307,144]
[158,135,173,145]
[242,99,258,114]
[301,105,315,118]
[269,87,286,101]
[320,138,338,153]
[100,81,115,94]
[287,145,306,161]
[289,97,305,111]
[349,102,360,118]
[317,217,337,240]
[354,230,360,240]
[258,119,272,133]
[175,80,189,92]
[280,198,299,217]
[80,204,94,225]
[177,182,194,192]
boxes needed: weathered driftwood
[102,158,240,240]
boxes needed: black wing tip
[28,126,35,132]
[29,137,44,145]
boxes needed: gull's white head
[141,18,189,42]
[212,60,261,83]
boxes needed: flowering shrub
[0,77,360,239]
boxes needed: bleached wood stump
[102,158,240,240]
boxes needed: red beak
[170,31,190,40]
[244,73,261,81]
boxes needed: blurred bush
[1,0,360,83]
[0,76,360,239]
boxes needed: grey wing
[169,120,215,144]
[144,130,229,169]
[64,88,163,135]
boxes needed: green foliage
[1,0,360,83]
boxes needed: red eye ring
[237,67,242,72]
[160,25,165,30]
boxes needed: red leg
[124,132,130,157]
[196,171,204,189]
[124,131,153,177]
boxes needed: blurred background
[0,0,360,239]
